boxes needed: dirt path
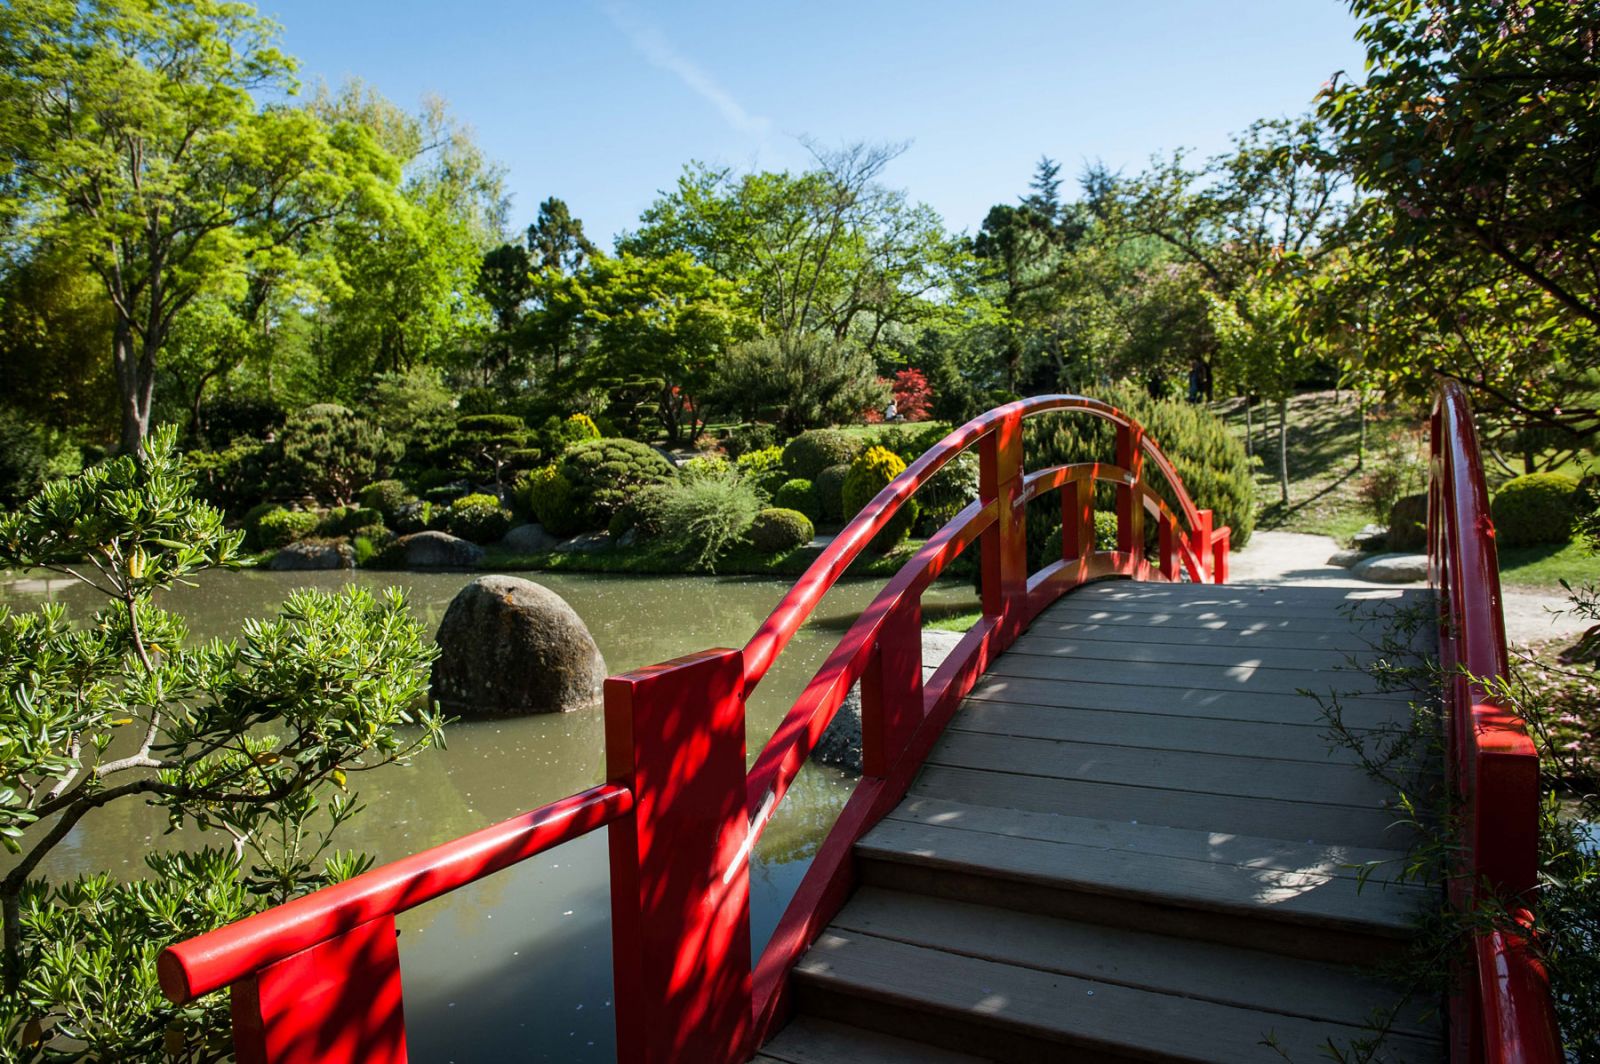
[1228,530,1581,645]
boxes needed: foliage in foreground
[0,429,442,1061]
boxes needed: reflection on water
[0,566,975,1062]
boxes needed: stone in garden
[1327,548,1367,568]
[268,540,354,570]
[393,530,485,568]
[554,531,612,553]
[1386,493,1428,551]
[1352,524,1388,551]
[431,575,608,716]
[617,527,639,548]
[1352,553,1429,584]
[501,523,559,553]
[812,629,964,773]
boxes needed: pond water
[0,567,978,1062]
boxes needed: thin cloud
[599,2,772,138]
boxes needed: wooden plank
[1071,583,1431,610]
[793,930,1441,1064]
[983,652,1418,700]
[1039,602,1423,635]
[962,674,1412,729]
[924,729,1403,808]
[909,765,1416,849]
[1006,631,1377,671]
[885,797,1406,884]
[758,1017,986,1064]
[1023,618,1427,653]
[856,818,1427,934]
[947,700,1368,764]
[831,888,1439,1038]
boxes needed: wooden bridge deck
[759,580,1444,1064]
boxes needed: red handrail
[157,395,1230,1064]
[1429,380,1562,1063]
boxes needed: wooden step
[792,920,1441,1063]
[856,813,1428,964]
[756,1016,988,1064]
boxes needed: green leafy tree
[0,0,396,453]
[0,429,441,1058]
[278,403,402,506]
[710,334,889,436]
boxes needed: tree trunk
[113,321,156,455]
[1278,396,1290,506]
[1244,399,1253,459]
[1357,396,1367,471]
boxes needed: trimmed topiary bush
[748,508,815,555]
[559,438,678,530]
[519,464,585,537]
[917,452,979,534]
[783,429,865,480]
[733,445,788,498]
[255,508,319,549]
[680,455,733,483]
[842,446,919,554]
[1493,472,1580,548]
[655,473,763,572]
[279,403,402,506]
[774,478,820,521]
[815,463,851,523]
[359,479,413,519]
[723,423,779,459]
[447,493,514,544]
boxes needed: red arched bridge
[159,382,1560,1063]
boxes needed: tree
[710,333,888,436]
[0,429,441,1057]
[278,403,402,505]
[1318,0,1600,450]
[0,0,394,452]
[528,196,598,275]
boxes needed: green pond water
[0,567,978,1063]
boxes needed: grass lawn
[1498,541,1600,589]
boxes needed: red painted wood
[1430,380,1560,1064]
[1192,509,1214,581]
[159,783,633,1004]
[1114,421,1145,565]
[229,915,405,1064]
[979,408,1028,642]
[604,648,753,1064]
[860,600,923,779]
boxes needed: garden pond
[0,567,979,1063]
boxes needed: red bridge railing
[158,395,1228,1064]
[1429,380,1562,1063]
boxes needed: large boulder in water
[268,540,354,570]
[431,575,607,716]
[393,530,484,569]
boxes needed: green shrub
[0,408,81,505]
[917,452,979,534]
[317,506,383,537]
[783,429,865,480]
[446,492,514,543]
[359,479,413,518]
[723,423,779,459]
[1022,384,1255,564]
[183,436,278,514]
[390,499,445,535]
[1493,472,1580,548]
[559,438,678,529]
[519,464,584,537]
[774,478,820,520]
[842,446,919,554]
[611,483,677,540]
[452,413,541,487]
[748,508,815,555]
[655,473,763,572]
[815,463,851,523]
[1041,512,1120,559]
[255,508,319,549]
[734,445,788,497]
[279,403,402,506]
[680,455,732,483]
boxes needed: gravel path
[1228,530,1582,645]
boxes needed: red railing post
[1115,422,1145,569]
[228,915,406,1064]
[1062,471,1094,568]
[1157,512,1180,581]
[860,600,923,778]
[1192,508,1214,581]
[1211,527,1230,583]
[979,409,1027,639]
[605,648,752,1064]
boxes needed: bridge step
[790,891,1442,1063]
[766,581,1442,1062]
[754,1016,987,1064]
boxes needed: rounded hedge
[814,463,851,523]
[842,446,919,554]
[1492,472,1580,548]
[359,479,413,518]
[255,508,319,549]
[447,492,514,543]
[748,508,815,555]
[1041,512,1120,560]
[774,478,820,521]
[559,438,678,529]
[519,464,584,537]
[783,429,865,481]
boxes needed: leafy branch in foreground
[0,427,443,1061]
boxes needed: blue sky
[258,1,1368,246]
